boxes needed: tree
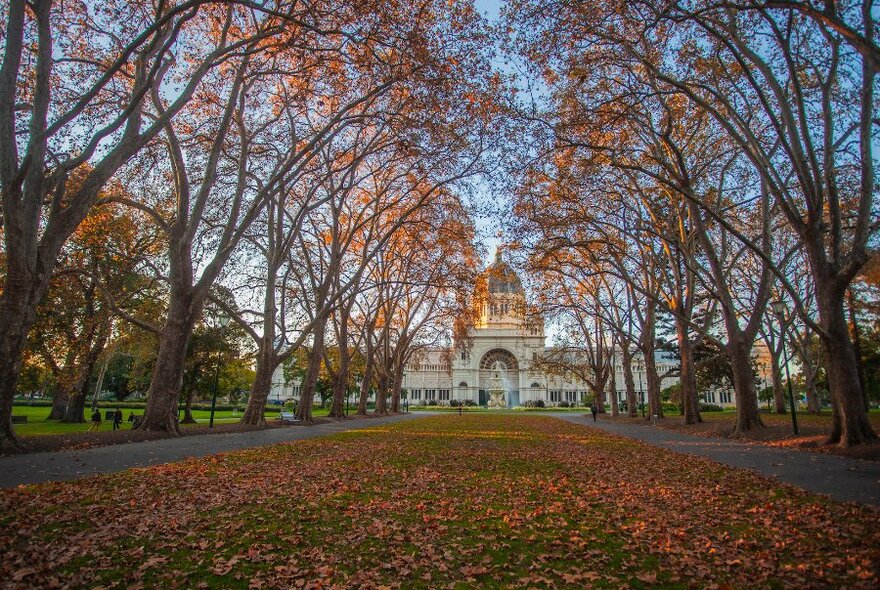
[508,0,877,446]
[0,0,282,449]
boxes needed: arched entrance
[478,349,520,407]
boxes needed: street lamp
[209,313,230,429]
[771,301,799,435]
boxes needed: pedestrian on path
[88,409,101,432]
[112,409,123,431]
[590,403,598,422]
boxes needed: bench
[279,412,300,423]
[11,415,27,424]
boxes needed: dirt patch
[3,414,393,456]
[607,413,880,461]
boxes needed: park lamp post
[209,313,230,429]
[770,301,799,436]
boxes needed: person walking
[590,402,599,422]
[87,408,102,432]
[112,408,123,431]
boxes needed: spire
[494,231,505,262]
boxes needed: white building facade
[405,252,680,407]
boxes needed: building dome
[485,249,524,295]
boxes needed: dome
[485,249,524,295]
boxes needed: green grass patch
[10,405,331,437]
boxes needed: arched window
[458,381,468,389]
[531,382,541,389]
[479,349,519,371]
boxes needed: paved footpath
[0,413,424,489]
[555,413,880,506]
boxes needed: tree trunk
[181,368,199,424]
[61,335,107,423]
[328,315,350,419]
[819,287,877,446]
[643,349,663,419]
[847,288,867,405]
[63,384,89,424]
[328,355,349,419]
[803,363,821,414]
[677,323,701,424]
[242,349,277,425]
[769,351,787,414]
[595,386,606,413]
[296,319,327,423]
[47,386,68,420]
[390,368,402,414]
[728,333,763,435]
[640,304,663,420]
[621,346,638,418]
[139,293,201,433]
[374,372,388,415]
[608,367,618,417]
[0,268,45,450]
[244,267,279,425]
[357,362,373,415]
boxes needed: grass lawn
[2,414,877,589]
[10,406,332,437]
[409,406,588,412]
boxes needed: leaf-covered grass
[629,409,880,460]
[701,409,880,428]
[1,415,877,589]
[9,406,332,437]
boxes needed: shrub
[522,399,546,408]
[557,400,571,408]
[463,399,476,406]
[700,403,724,412]
[425,399,439,406]
[13,400,53,407]
[661,402,679,414]
[449,399,462,407]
